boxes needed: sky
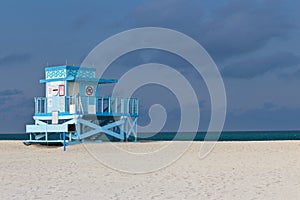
[0,0,300,133]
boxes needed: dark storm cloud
[0,89,23,96]
[0,89,23,106]
[0,53,31,66]
[225,104,300,130]
[279,69,300,80]
[131,0,201,28]
[0,96,33,132]
[200,0,293,59]
[0,0,299,132]
[0,88,31,121]
[71,12,93,31]
[0,96,32,113]
[130,0,293,60]
[221,52,300,79]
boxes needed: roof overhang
[40,76,118,84]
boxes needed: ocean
[1,131,300,141]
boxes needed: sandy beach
[0,141,300,200]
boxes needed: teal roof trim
[98,79,118,84]
[45,65,96,71]
[40,76,117,84]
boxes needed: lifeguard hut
[25,65,138,145]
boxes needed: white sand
[0,141,300,200]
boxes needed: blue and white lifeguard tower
[25,65,138,145]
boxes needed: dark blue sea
[1,131,300,141]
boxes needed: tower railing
[34,97,47,114]
[34,96,138,117]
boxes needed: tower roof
[39,65,117,84]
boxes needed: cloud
[201,1,293,59]
[221,52,300,79]
[0,96,33,133]
[130,0,294,60]
[0,89,23,96]
[279,68,300,80]
[0,89,32,117]
[262,102,281,111]
[0,89,24,108]
[131,0,201,28]
[225,104,300,130]
[0,53,31,66]
[71,12,93,31]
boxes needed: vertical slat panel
[108,97,111,113]
[101,97,104,113]
[44,98,47,113]
[115,97,118,113]
[136,99,139,115]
